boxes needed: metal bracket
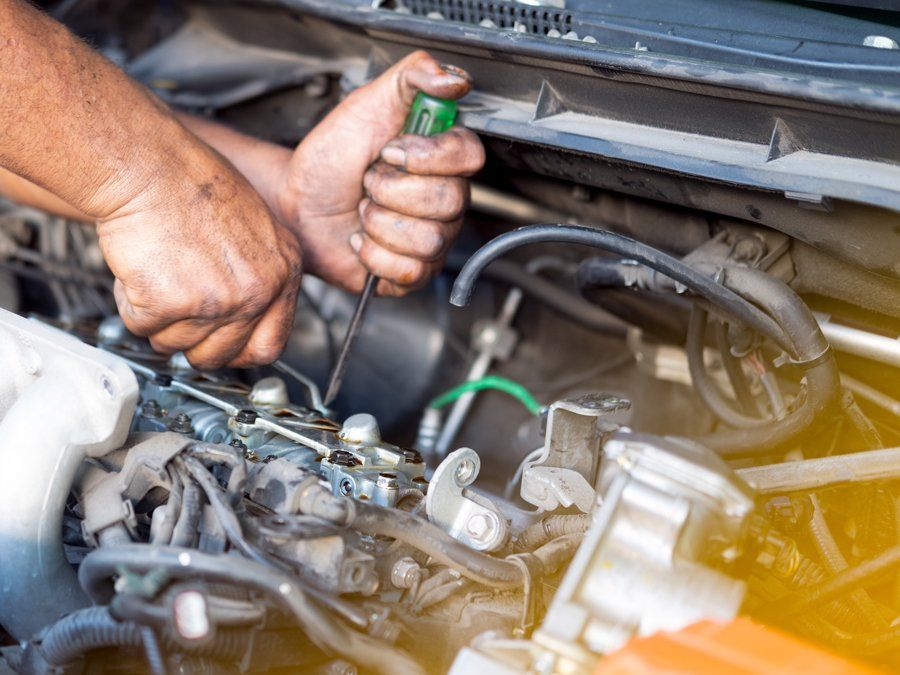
[521,393,629,512]
[426,448,509,552]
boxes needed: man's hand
[272,51,484,296]
[0,0,303,369]
[98,150,302,369]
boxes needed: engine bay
[2,1,900,673]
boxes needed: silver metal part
[426,448,510,552]
[0,308,138,638]
[815,313,900,368]
[736,445,900,494]
[531,433,753,669]
[250,376,290,408]
[520,393,629,513]
[339,413,381,445]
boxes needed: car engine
[2,1,900,673]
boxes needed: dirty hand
[273,51,485,296]
[98,147,303,369]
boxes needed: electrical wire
[428,375,542,416]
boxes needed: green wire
[428,375,542,415]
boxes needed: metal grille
[382,1,574,36]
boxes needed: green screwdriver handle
[403,92,458,136]
[322,91,460,407]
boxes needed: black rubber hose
[686,306,766,429]
[450,225,791,353]
[698,267,841,458]
[37,606,249,666]
[78,545,424,675]
[714,320,760,416]
[447,255,626,335]
[350,502,524,588]
[170,477,202,548]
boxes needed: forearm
[0,166,87,220]
[0,0,208,218]
[0,112,290,224]
[177,113,292,220]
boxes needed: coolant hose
[698,267,841,457]
[37,606,249,666]
[686,306,767,429]
[78,545,425,675]
[450,225,791,352]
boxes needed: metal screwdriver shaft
[322,91,459,408]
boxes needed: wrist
[86,113,209,219]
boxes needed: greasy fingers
[363,162,469,222]
[229,292,299,368]
[393,51,473,107]
[359,198,459,262]
[380,127,484,177]
[350,231,441,292]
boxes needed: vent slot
[380,1,574,36]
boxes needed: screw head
[338,478,355,496]
[466,513,493,541]
[169,412,194,434]
[141,400,162,418]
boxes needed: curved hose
[515,515,591,551]
[715,321,759,415]
[450,225,791,353]
[698,267,841,458]
[37,606,249,666]
[170,476,202,548]
[686,306,765,429]
[78,545,425,675]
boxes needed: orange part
[594,618,880,675]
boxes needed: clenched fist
[98,147,303,370]
[271,51,485,296]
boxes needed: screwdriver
[322,91,459,408]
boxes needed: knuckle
[418,224,445,259]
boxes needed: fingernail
[439,63,471,83]
[349,232,363,252]
[381,144,406,166]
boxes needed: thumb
[346,51,472,137]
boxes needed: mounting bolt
[466,514,493,541]
[338,478,355,496]
[169,413,194,434]
[141,399,162,418]
[391,557,421,589]
[234,409,258,425]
